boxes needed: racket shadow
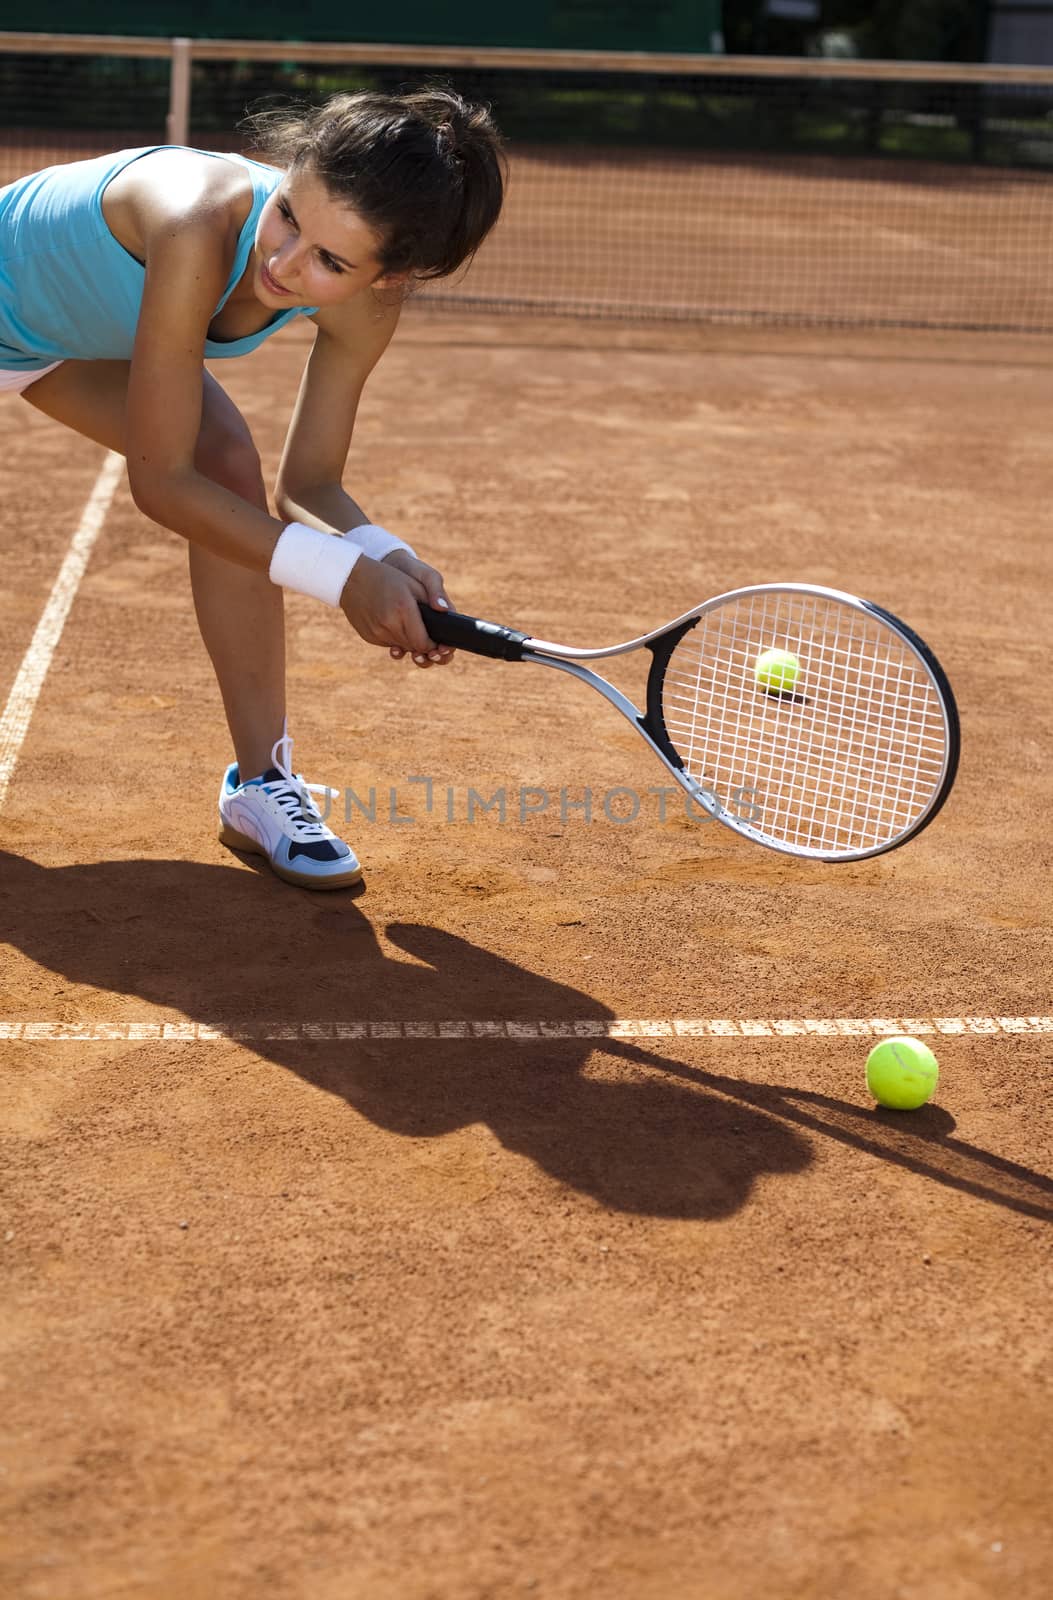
[609,1040,1053,1223]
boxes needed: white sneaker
[217,723,362,890]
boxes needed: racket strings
[660,593,949,853]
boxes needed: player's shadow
[1,849,1050,1223]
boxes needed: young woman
[0,88,505,888]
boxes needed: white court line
[0,450,124,811]
[0,1016,1049,1042]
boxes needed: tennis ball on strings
[755,647,800,694]
[865,1037,939,1110]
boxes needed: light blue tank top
[0,145,316,372]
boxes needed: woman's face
[253,165,391,308]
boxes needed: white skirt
[0,361,63,394]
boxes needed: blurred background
[15,3,1053,63]
[3,5,1052,330]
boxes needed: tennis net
[3,31,1053,332]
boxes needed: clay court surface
[2,309,1052,1598]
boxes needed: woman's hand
[339,551,455,666]
[379,549,455,667]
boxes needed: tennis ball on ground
[866,1037,939,1110]
[755,647,800,694]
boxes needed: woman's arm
[277,299,455,658]
[126,209,438,655]
[126,207,284,572]
[275,296,399,533]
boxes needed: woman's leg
[185,469,286,787]
[24,360,285,781]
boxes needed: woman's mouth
[261,262,292,297]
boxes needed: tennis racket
[419,583,959,863]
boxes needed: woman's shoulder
[116,147,262,215]
[103,147,264,259]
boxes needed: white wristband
[345,523,417,563]
[269,522,362,607]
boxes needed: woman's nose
[273,238,302,276]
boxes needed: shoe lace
[262,719,340,841]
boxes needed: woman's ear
[371,268,412,292]
[369,271,413,312]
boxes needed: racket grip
[419,603,529,661]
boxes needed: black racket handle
[418,603,529,661]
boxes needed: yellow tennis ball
[866,1037,939,1110]
[755,647,800,694]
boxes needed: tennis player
[0,89,504,888]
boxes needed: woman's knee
[194,422,267,507]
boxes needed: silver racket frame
[518,583,959,863]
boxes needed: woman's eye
[320,254,344,275]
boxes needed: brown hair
[243,87,506,282]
